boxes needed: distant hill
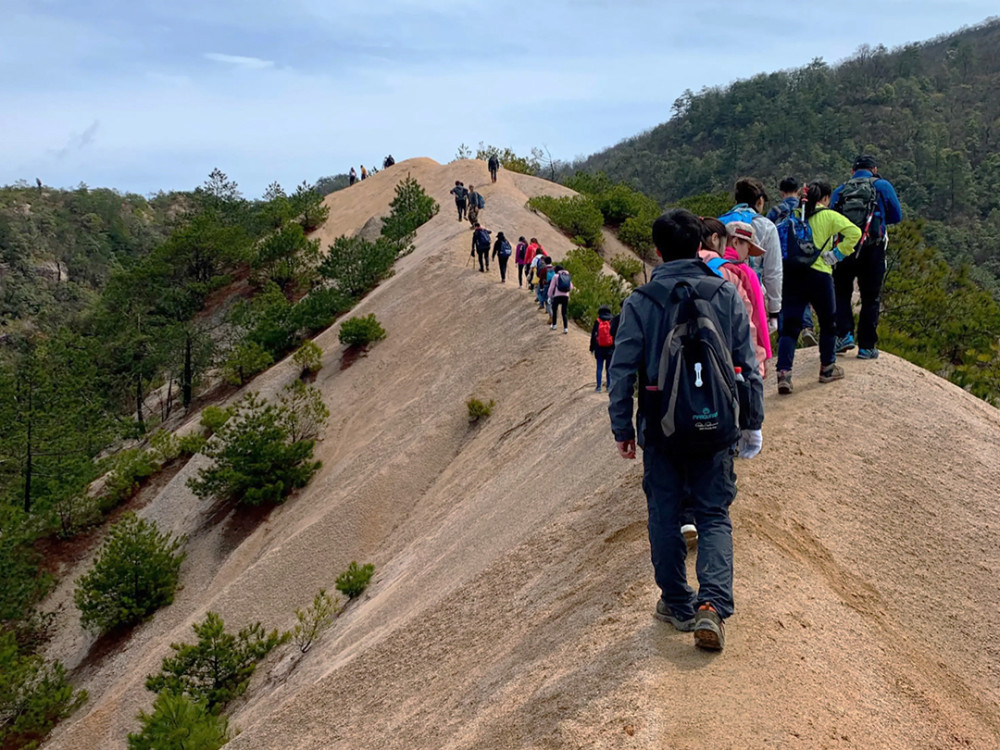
[572,18,1000,283]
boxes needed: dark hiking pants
[477,249,489,272]
[778,264,837,371]
[551,296,568,328]
[642,443,736,620]
[517,263,526,286]
[497,255,508,281]
[456,200,466,221]
[833,240,887,350]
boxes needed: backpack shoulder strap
[705,256,730,277]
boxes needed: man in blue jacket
[830,155,903,359]
[607,208,765,652]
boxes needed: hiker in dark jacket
[830,155,903,360]
[589,305,619,392]
[514,236,528,287]
[608,208,764,652]
[450,181,468,222]
[492,231,512,283]
[488,153,500,182]
[471,223,491,272]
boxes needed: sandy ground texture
[40,159,1000,750]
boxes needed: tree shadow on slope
[207,497,276,561]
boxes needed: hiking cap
[726,221,765,256]
[853,154,878,170]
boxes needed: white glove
[767,317,778,334]
[820,248,845,267]
[737,429,763,460]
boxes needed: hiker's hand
[737,429,762,460]
[768,316,778,334]
[617,440,636,460]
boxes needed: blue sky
[1,0,997,197]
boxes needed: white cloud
[204,52,275,69]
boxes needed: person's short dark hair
[519,236,526,243]
[598,304,611,315]
[778,177,800,194]
[734,177,767,206]
[652,209,702,261]
[853,154,878,170]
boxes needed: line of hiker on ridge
[446,155,902,651]
[602,154,902,652]
[347,155,396,185]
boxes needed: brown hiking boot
[693,603,725,651]
[777,370,793,395]
[818,363,845,383]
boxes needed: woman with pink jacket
[698,218,769,377]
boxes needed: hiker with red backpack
[830,155,903,360]
[608,209,764,652]
[514,236,529,287]
[590,305,619,391]
[548,265,573,334]
[774,180,862,394]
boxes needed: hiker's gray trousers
[642,443,737,619]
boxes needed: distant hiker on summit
[720,177,782,334]
[471,223,492,273]
[467,185,485,228]
[590,305,619,391]
[492,231,512,282]
[488,153,500,183]
[775,180,862,394]
[830,155,903,360]
[451,181,469,221]
[349,167,357,186]
[360,165,368,181]
[608,209,764,652]
[383,155,395,168]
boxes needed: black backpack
[635,271,740,453]
[475,229,491,252]
[834,177,881,247]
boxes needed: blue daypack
[718,204,757,226]
[499,239,512,257]
[776,208,832,268]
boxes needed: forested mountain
[0,185,182,332]
[572,19,1000,283]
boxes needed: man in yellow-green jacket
[775,180,862,395]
